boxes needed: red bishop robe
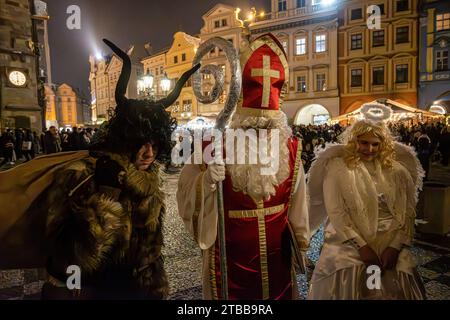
[207,137,302,300]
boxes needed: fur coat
[43,152,168,299]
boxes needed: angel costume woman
[307,103,426,300]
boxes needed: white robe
[307,144,426,300]
[176,163,310,299]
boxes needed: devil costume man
[0,39,199,299]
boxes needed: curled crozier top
[192,37,242,130]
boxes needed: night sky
[45,0,270,98]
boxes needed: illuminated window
[316,73,326,91]
[436,50,449,71]
[315,34,326,52]
[296,38,306,55]
[297,76,306,92]
[436,13,450,31]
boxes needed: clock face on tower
[8,70,27,87]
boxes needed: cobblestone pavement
[0,170,449,300]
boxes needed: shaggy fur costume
[42,153,168,300]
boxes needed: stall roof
[332,99,442,122]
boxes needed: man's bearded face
[226,113,291,202]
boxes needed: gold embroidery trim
[192,172,204,243]
[258,215,270,300]
[250,55,280,108]
[237,35,290,117]
[235,107,281,117]
[288,140,303,208]
[209,243,218,300]
[229,203,283,300]
[287,141,308,252]
[240,35,289,85]
[228,204,284,219]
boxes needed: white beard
[226,112,292,202]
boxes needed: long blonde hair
[341,120,395,169]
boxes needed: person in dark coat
[439,126,450,166]
[68,127,81,151]
[44,126,62,154]
[416,132,432,180]
[0,130,15,166]
[22,129,35,162]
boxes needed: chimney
[144,42,153,56]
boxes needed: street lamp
[235,7,257,40]
[161,73,171,93]
[137,79,145,93]
[143,74,154,89]
[138,73,154,98]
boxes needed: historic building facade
[163,32,201,124]
[89,46,142,123]
[33,0,51,84]
[44,83,57,128]
[56,83,81,128]
[338,0,419,114]
[136,1,434,125]
[418,0,450,114]
[44,83,91,128]
[141,47,169,101]
[0,0,46,131]
[250,0,340,125]
[198,3,246,122]
[139,2,341,125]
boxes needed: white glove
[204,163,225,185]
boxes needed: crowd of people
[292,123,345,172]
[389,122,450,179]
[1,120,449,176]
[0,126,98,167]
[0,33,447,301]
[292,120,450,176]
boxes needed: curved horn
[103,39,131,107]
[155,64,201,108]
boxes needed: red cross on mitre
[240,34,288,116]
